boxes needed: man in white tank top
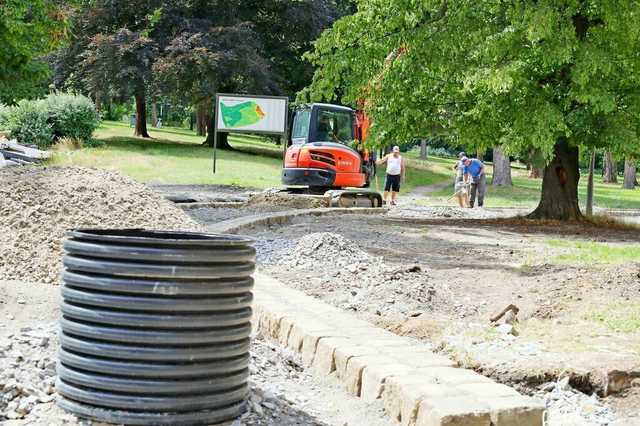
[376,145,405,206]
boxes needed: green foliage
[2,99,53,148]
[0,94,99,148]
[0,0,68,103]
[302,1,640,160]
[44,93,100,142]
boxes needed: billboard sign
[215,94,288,135]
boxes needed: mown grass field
[406,150,640,210]
[50,121,282,187]
[50,121,640,208]
[50,121,450,191]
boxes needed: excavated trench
[179,197,640,424]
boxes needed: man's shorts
[384,174,401,192]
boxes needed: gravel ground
[187,205,290,225]
[259,232,445,325]
[0,327,392,426]
[0,280,392,426]
[0,167,201,284]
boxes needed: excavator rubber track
[324,189,383,208]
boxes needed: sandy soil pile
[247,190,329,209]
[0,166,201,284]
[270,232,438,318]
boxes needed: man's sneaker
[390,200,397,206]
[382,201,387,206]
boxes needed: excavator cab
[283,103,374,190]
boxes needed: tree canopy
[0,0,69,103]
[52,0,344,141]
[301,0,640,219]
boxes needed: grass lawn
[408,153,640,210]
[51,121,449,191]
[50,121,640,206]
[51,121,282,187]
[544,239,640,265]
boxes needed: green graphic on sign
[220,101,266,128]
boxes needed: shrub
[0,104,11,128]
[44,93,100,142]
[3,100,53,148]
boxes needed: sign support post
[212,93,288,175]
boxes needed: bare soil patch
[234,211,640,424]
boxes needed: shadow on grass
[97,136,283,163]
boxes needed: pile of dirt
[269,232,439,319]
[247,190,329,209]
[0,166,201,284]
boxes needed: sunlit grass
[588,303,640,333]
[545,239,640,265]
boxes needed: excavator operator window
[291,109,311,145]
[316,110,353,144]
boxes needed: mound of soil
[0,166,201,284]
[269,232,439,319]
[247,190,329,209]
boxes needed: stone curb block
[252,273,544,426]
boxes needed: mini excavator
[281,103,383,207]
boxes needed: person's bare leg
[457,195,464,208]
[392,191,398,203]
[383,191,389,202]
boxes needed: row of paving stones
[252,272,545,426]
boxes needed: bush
[0,93,100,148]
[3,100,53,148]
[0,104,11,127]
[44,93,100,142]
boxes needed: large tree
[0,0,68,103]
[81,30,158,137]
[153,0,341,147]
[302,0,640,220]
[52,0,163,136]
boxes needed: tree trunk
[528,140,582,220]
[151,101,158,127]
[491,145,512,187]
[94,92,102,113]
[623,158,637,189]
[603,151,617,183]
[204,114,233,149]
[196,101,209,137]
[527,149,544,178]
[133,92,150,138]
[419,139,428,160]
[476,149,483,161]
[586,149,595,216]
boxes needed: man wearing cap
[376,145,405,206]
[462,156,486,208]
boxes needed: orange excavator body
[282,103,374,190]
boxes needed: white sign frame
[215,94,288,135]
[213,93,289,173]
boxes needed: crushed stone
[262,232,443,321]
[538,378,617,425]
[0,323,391,425]
[0,166,201,284]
